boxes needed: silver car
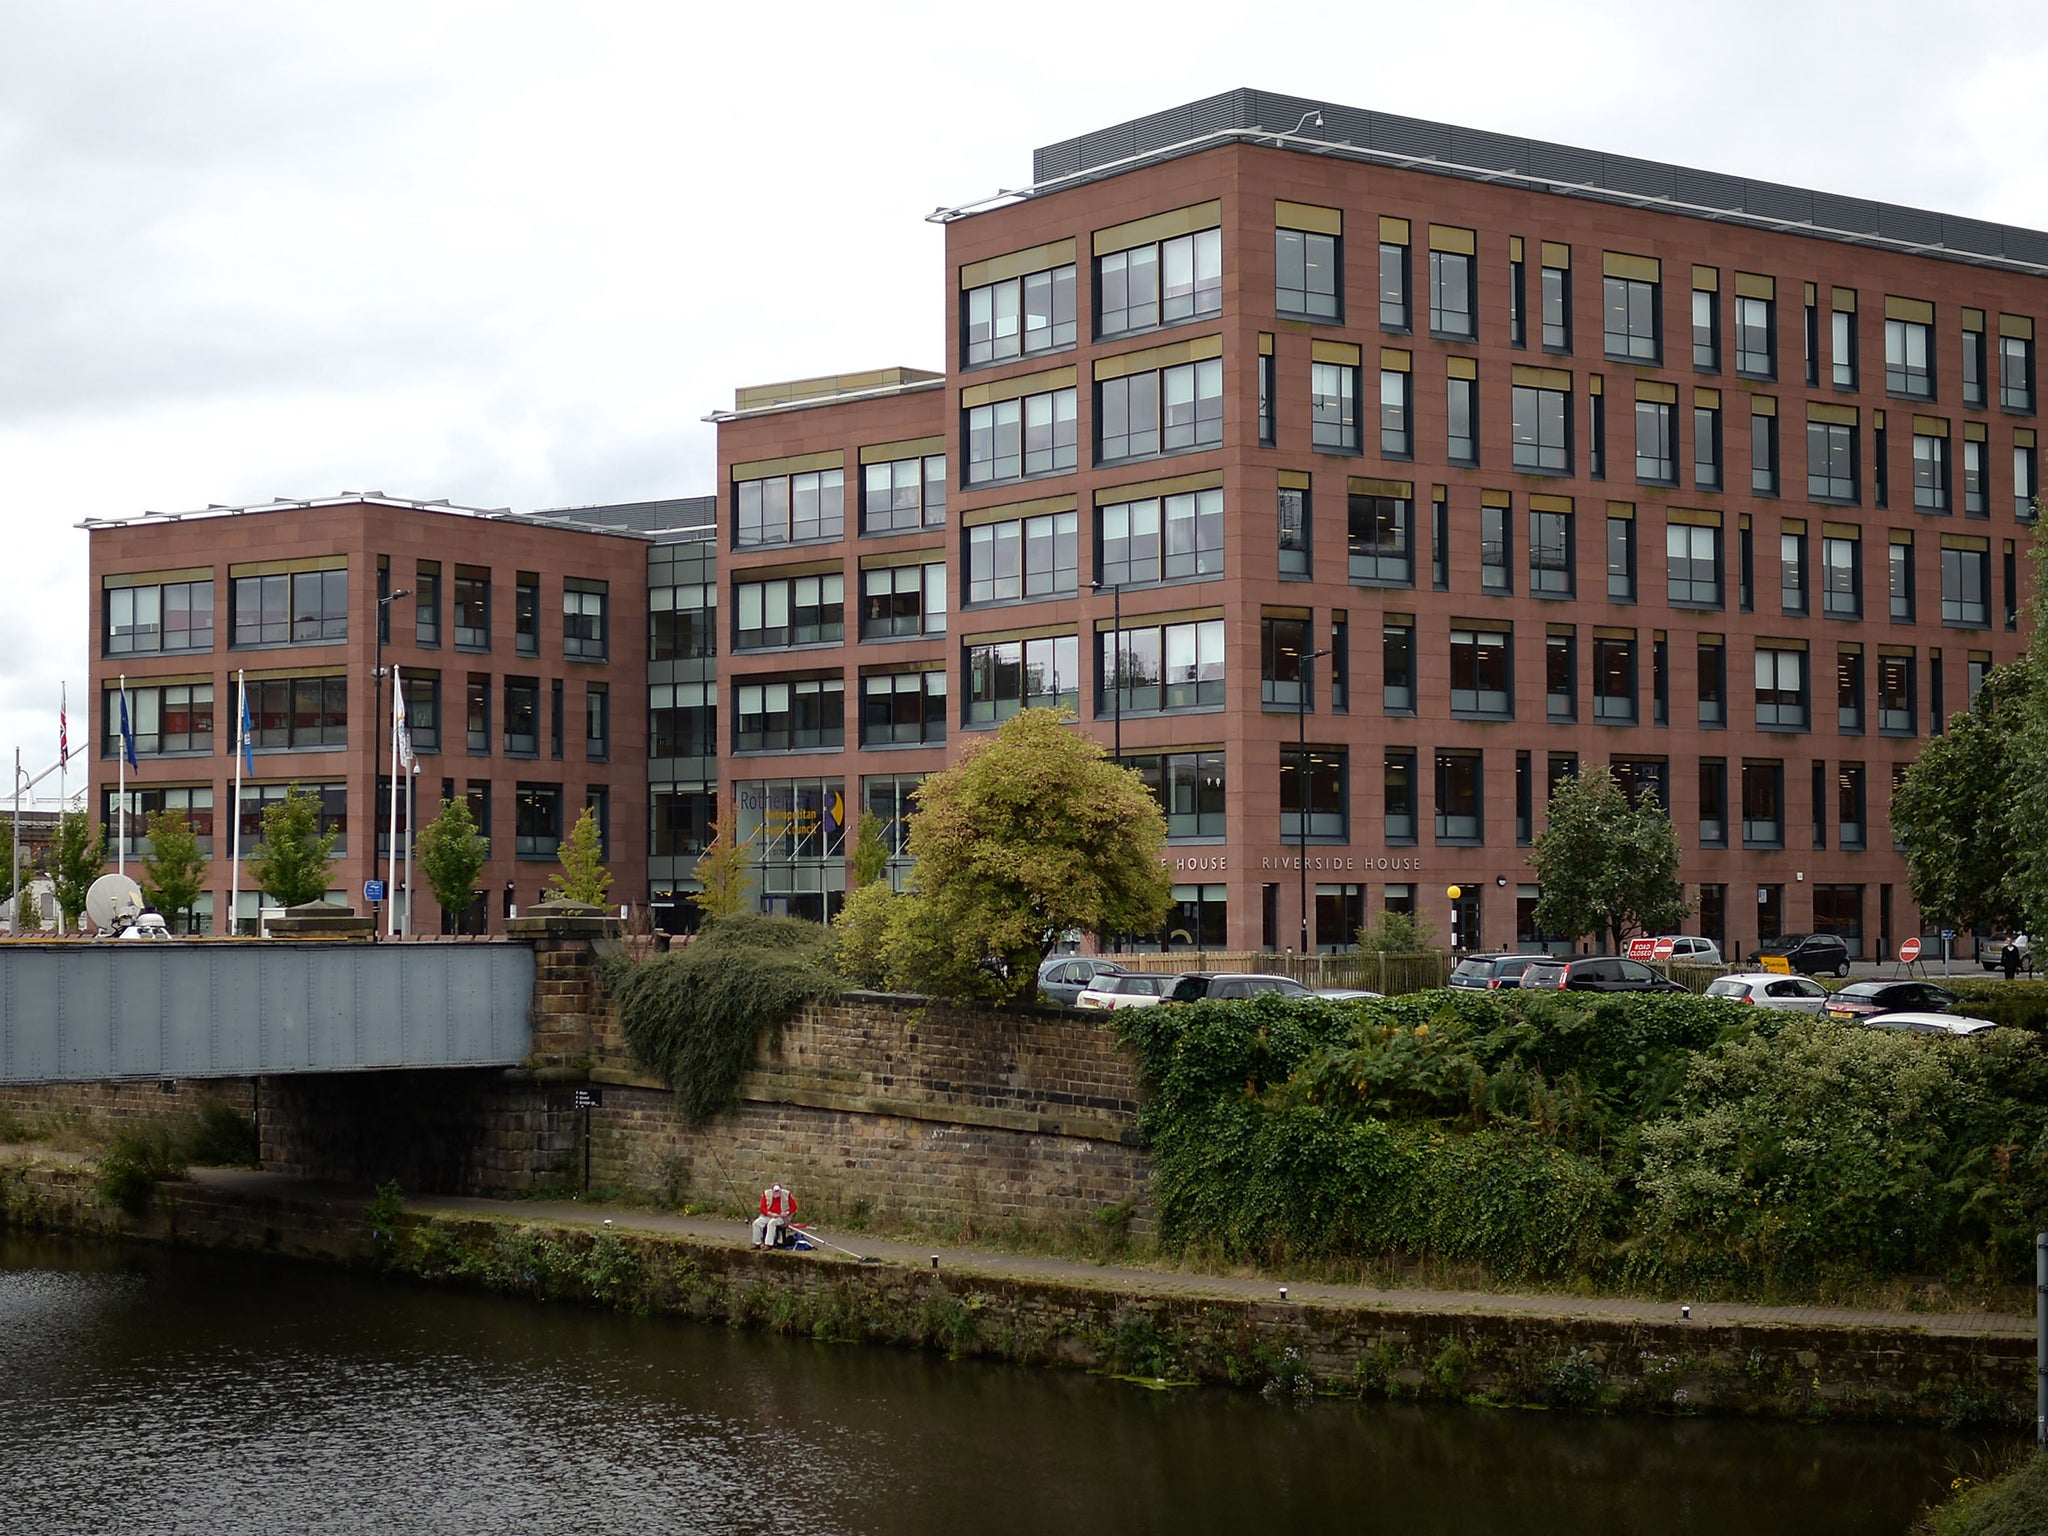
[1075,973,1176,1011]
[1703,973,1831,1014]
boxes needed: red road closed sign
[1627,938,1657,960]
[1652,937,1676,961]
[1899,937,1922,963]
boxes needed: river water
[0,1233,2002,1535]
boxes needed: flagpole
[117,673,127,877]
[12,750,20,936]
[404,762,416,938]
[387,666,401,938]
[230,669,246,935]
[59,682,67,808]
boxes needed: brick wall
[0,1078,253,1133]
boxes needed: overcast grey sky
[3,0,2044,796]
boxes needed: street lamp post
[1091,577,1122,762]
[373,587,411,935]
[1297,646,1333,957]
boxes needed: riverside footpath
[0,1152,2033,1427]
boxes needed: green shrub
[1945,978,2048,1033]
[1917,1446,2048,1536]
[182,1100,258,1166]
[601,915,840,1123]
[96,1118,191,1215]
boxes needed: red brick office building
[712,89,2048,959]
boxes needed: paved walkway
[171,1166,2036,1340]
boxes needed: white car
[1703,973,1830,1014]
[1075,973,1177,1010]
[1651,935,1724,965]
[1859,1011,1999,1037]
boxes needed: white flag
[393,668,415,770]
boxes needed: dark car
[1447,954,1553,990]
[1516,956,1690,994]
[1036,956,1130,1006]
[1821,980,1958,1024]
[1756,933,1853,978]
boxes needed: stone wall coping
[504,910,624,939]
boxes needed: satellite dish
[86,873,146,934]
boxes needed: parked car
[1980,934,2032,973]
[1074,973,1176,1011]
[1821,980,1959,1023]
[1165,972,1380,1003]
[1516,957,1690,994]
[1447,953,1552,990]
[1859,1011,1998,1036]
[1756,933,1853,978]
[1037,956,1130,1006]
[1702,973,1831,1014]
[1649,935,1724,966]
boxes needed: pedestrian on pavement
[751,1182,797,1249]
[2003,940,2021,981]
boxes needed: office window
[1807,420,1858,501]
[562,577,607,660]
[1120,750,1227,839]
[1963,319,1988,408]
[1258,352,1275,445]
[1735,291,1775,377]
[1781,527,1808,616]
[1429,246,1475,338]
[1751,408,1779,494]
[1105,618,1224,715]
[1942,544,1991,627]
[1667,521,1722,607]
[1511,384,1570,472]
[103,577,213,657]
[965,385,1078,484]
[1741,761,1784,847]
[1698,637,1726,726]
[1885,314,1934,398]
[1964,437,1988,515]
[1546,630,1576,721]
[1652,633,1669,725]
[1449,627,1511,716]
[1383,617,1415,713]
[514,782,564,858]
[1480,500,1511,592]
[465,674,490,754]
[1529,505,1573,596]
[1837,764,1867,849]
[1099,358,1222,462]
[1260,615,1308,708]
[1276,227,1340,320]
[2019,440,2041,519]
[1698,759,1728,847]
[515,572,540,656]
[1278,483,1310,577]
[245,676,346,752]
[1804,298,1819,388]
[1098,227,1221,336]
[862,453,947,533]
[102,681,214,757]
[452,566,490,650]
[966,508,1078,603]
[1509,247,1525,346]
[404,672,440,755]
[1755,647,1807,730]
[963,634,1077,724]
[1099,489,1223,588]
[1739,520,1755,610]
[859,562,947,639]
[1431,489,1450,590]
[650,582,716,661]
[1692,283,1719,369]
[1447,372,1478,464]
[735,676,845,752]
[1878,651,1916,734]
[2008,540,2022,629]
[550,679,564,759]
[1694,401,1721,489]
[415,561,440,646]
[503,677,539,756]
[1383,749,1417,842]
[1281,745,1348,842]
[1311,360,1360,451]
[1913,431,1951,513]
[2002,329,2035,412]
[238,782,348,854]
[1589,388,1606,479]
[1516,751,1533,844]
[1604,273,1660,361]
[964,260,1075,365]
[1969,653,1994,704]
[1822,532,1861,619]
[859,670,947,747]
[1607,513,1637,601]
[1541,261,1571,351]
[650,682,716,759]
[736,467,844,546]
[104,786,215,864]
[1380,367,1413,457]
[1347,492,1413,586]
[1635,399,1675,483]
[1379,239,1410,330]
[735,573,844,649]
[1433,749,1483,843]
[1890,536,1915,621]
[1832,304,1858,388]
[1592,633,1636,722]
[230,566,347,648]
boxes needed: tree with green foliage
[1530,766,1687,952]
[50,810,105,932]
[417,796,489,934]
[140,809,209,932]
[847,810,891,890]
[548,803,612,908]
[248,784,337,908]
[689,807,754,920]
[839,708,1172,1005]
[1355,908,1436,954]
[1891,661,2031,936]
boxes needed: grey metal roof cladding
[1028,88,2048,273]
[519,495,717,540]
